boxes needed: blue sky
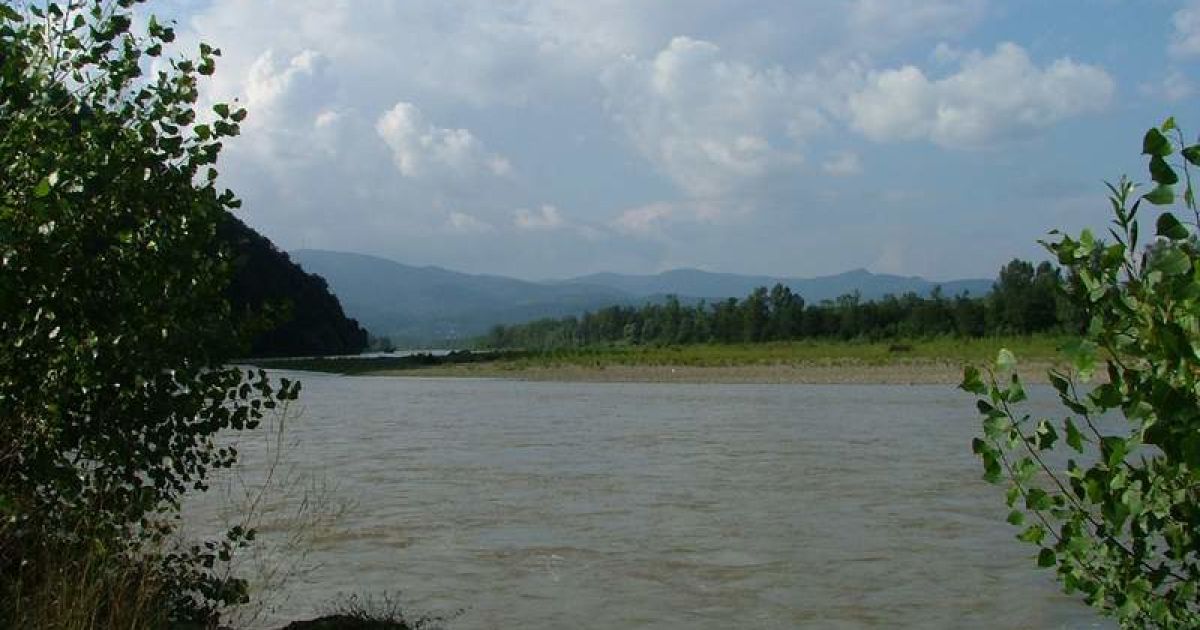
[160,0,1199,280]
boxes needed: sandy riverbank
[367,358,1066,385]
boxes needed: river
[184,372,1111,629]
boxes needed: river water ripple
[185,373,1111,629]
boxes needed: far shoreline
[248,337,1076,385]
[363,358,1066,385]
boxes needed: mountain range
[291,249,994,346]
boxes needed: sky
[154,0,1200,281]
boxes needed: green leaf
[1150,155,1179,185]
[1035,419,1057,450]
[1026,488,1053,511]
[1143,127,1172,157]
[1162,116,1177,132]
[1102,436,1129,468]
[1156,212,1189,240]
[1007,510,1025,526]
[1078,229,1096,256]
[1037,548,1056,568]
[1151,248,1190,276]
[33,178,51,198]
[1065,418,1084,453]
[1062,338,1098,382]
[1018,524,1046,544]
[959,365,987,395]
[996,348,1017,372]
[1183,144,1200,167]
[213,103,230,118]
[1048,371,1070,396]
[1143,184,1175,206]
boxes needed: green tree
[0,0,296,624]
[963,118,1200,626]
[989,259,1036,333]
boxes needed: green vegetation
[251,337,1066,376]
[221,213,369,357]
[964,118,1200,626]
[482,258,1072,350]
[0,1,296,627]
[482,336,1066,369]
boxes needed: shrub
[963,118,1200,627]
[0,0,296,625]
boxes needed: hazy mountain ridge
[290,250,640,344]
[291,249,993,345]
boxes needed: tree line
[482,259,1075,349]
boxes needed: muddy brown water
[184,372,1112,629]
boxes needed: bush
[0,0,296,625]
[963,118,1200,627]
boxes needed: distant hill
[289,250,637,345]
[566,268,992,303]
[220,217,368,357]
[291,249,994,346]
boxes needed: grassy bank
[479,335,1068,369]
[246,336,1070,383]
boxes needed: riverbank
[249,337,1073,385]
[371,358,1062,384]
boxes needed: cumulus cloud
[603,36,820,199]
[222,48,353,166]
[848,43,1114,147]
[244,49,324,117]
[514,205,565,230]
[1172,1,1200,57]
[375,102,511,179]
[159,0,1143,279]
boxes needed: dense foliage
[482,258,1072,350]
[963,118,1200,626]
[221,213,369,357]
[0,1,296,625]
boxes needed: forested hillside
[220,216,368,357]
[484,259,1071,349]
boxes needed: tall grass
[1,532,169,630]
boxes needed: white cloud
[227,48,347,165]
[614,202,675,235]
[849,0,986,49]
[1172,1,1200,57]
[375,102,511,179]
[1141,70,1195,103]
[822,151,863,177]
[1163,70,1196,102]
[157,0,1141,280]
[931,42,963,65]
[244,49,324,119]
[446,211,493,234]
[848,43,1114,147]
[514,204,565,230]
[603,36,819,199]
